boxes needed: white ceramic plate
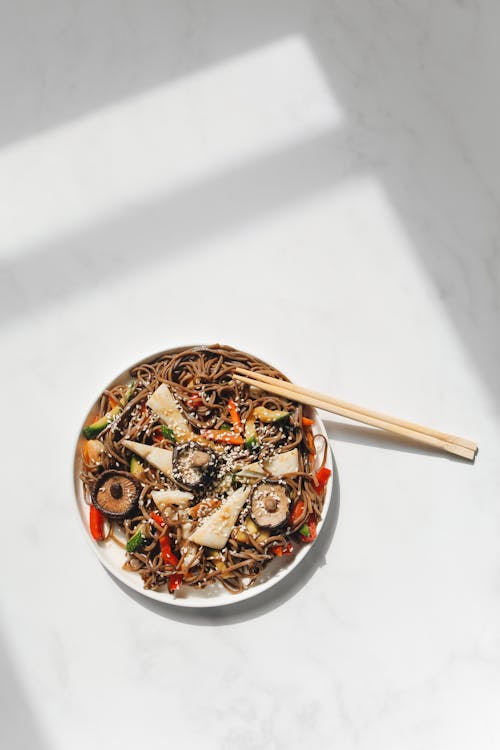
[73,346,334,608]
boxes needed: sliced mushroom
[250,480,290,530]
[172,442,217,489]
[92,470,141,519]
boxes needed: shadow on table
[111,452,340,625]
[324,419,477,464]
[0,625,50,750]
[1,1,498,412]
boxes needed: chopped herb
[245,435,258,451]
[161,425,177,442]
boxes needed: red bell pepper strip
[228,399,243,434]
[314,467,331,493]
[273,543,293,556]
[298,515,317,543]
[150,511,165,527]
[90,505,105,541]
[160,535,179,566]
[168,573,183,593]
[290,499,305,527]
[152,427,165,444]
[187,392,203,410]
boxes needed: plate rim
[73,345,334,608]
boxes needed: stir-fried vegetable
[83,406,121,439]
[186,392,203,410]
[122,440,173,476]
[201,429,244,445]
[244,417,258,450]
[290,499,305,527]
[83,439,105,466]
[298,516,317,543]
[314,467,331,493]
[228,399,242,433]
[126,524,147,553]
[189,487,250,549]
[160,535,179,566]
[235,448,299,480]
[161,425,177,443]
[89,505,105,540]
[168,574,183,593]
[189,497,221,519]
[151,489,194,509]
[147,383,191,441]
[122,380,135,406]
[129,455,146,479]
[253,406,290,423]
[273,543,293,556]
[149,511,165,527]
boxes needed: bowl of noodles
[74,344,334,607]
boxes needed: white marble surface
[1,2,499,748]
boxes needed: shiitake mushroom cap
[250,480,290,530]
[172,442,217,489]
[92,470,141,519]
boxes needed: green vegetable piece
[253,406,291,424]
[126,525,146,553]
[130,455,145,478]
[83,406,121,439]
[220,422,232,431]
[161,425,177,442]
[122,380,136,406]
[298,523,311,538]
[245,435,258,451]
[231,473,242,488]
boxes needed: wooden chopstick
[235,368,476,451]
[234,369,477,461]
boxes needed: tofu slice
[189,487,250,549]
[146,384,191,441]
[122,439,173,476]
[151,489,193,509]
[235,448,299,479]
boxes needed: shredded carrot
[302,416,314,427]
[201,429,244,445]
[228,399,243,434]
[189,497,221,519]
[305,430,315,456]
